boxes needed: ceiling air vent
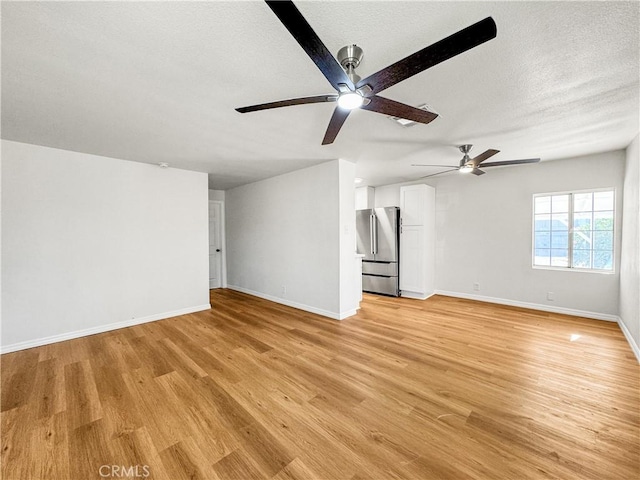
[391,104,439,127]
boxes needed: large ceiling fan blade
[419,169,459,179]
[265,1,354,91]
[356,17,497,94]
[322,107,351,145]
[411,164,459,168]
[471,149,500,166]
[236,95,337,113]
[471,168,486,176]
[480,158,541,167]
[361,96,438,124]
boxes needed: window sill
[532,265,615,275]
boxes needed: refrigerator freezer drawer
[362,261,398,276]
[362,275,399,296]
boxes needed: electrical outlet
[473,283,480,291]
[547,292,554,301]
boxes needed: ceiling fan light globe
[459,165,474,173]
[337,92,364,110]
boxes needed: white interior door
[209,201,222,289]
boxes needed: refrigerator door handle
[372,215,378,254]
[369,214,375,255]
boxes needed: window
[533,189,614,272]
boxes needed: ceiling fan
[236,0,497,145]
[412,144,541,177]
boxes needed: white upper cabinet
[400,184,428,225]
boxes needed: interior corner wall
[1,140,210,352]
[619,134,640,358]
[374,151,625,319]
[225,160,345,319]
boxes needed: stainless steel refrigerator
[356,207,400,296]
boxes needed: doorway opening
[209,200,226,289]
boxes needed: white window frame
[532,187,616,274]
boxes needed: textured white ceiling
[2,1,638,189]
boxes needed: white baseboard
[617,317,640,363]
[0,304,211,354]
[434,290,619,322]
[401,291,435,300]
[338,309,358,320]
[227,285,351,320]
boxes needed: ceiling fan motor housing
[337,44,364,84]
[459,144,473,155]
[459,144,473,166]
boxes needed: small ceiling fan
[236,0,497,145]
[412,144,541,177]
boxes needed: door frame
[209,200,227,288]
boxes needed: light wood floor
[1,290,638,480]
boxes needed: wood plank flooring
[1,290,638,479]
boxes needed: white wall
[434,151,624,318]
[1,140,210,352]
[355,186,374,210]
[375,151,625,319]
[225,159,357,319]
[374,183,403,209]
[619,135,640,359]
[208,189,225,202]
[339,160,358,314]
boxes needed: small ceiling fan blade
[265,1,354,91]
[361,96,438,124]
[472,149,500,166]
[411,164,459,168]
[322,107,351,145]
[236,95,337,113]
[480,158,541,167]
[419,169,459,179]
[356,17,496,94]
[471,168,486,176]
